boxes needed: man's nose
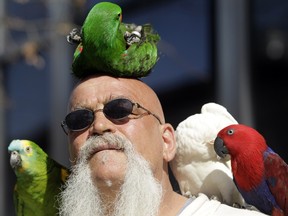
[88,110,116,135]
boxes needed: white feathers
[170,102,245,206]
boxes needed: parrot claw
[124,31,142,46]
[182,191,195,199]
[209,195,220,201]
[232,202,244,209]
[242,204,261,212]
[134,25,142,33]
[67,28,82,45]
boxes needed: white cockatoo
[170,102,245,206]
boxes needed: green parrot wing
[13,184,24,216]
[14,182,38,215]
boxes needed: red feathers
[265,151,288,215]
[215,124,288,216]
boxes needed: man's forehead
[69,76,150,106]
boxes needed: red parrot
[214,124,288,216]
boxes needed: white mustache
[78,133,128,163]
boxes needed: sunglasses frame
[61,98,162,135]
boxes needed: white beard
[58,133,163,216]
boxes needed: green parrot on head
[67,1,161,79]
[8,139,70,216]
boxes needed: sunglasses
[61,98,162,135]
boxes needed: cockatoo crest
[170,102,245,206]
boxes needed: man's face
[67,76,165,186]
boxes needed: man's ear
[162,123,177,162]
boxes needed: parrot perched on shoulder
[67,1,160,79]
[214,124,288,216]
[8,139,70,216]
[169,102,245,206]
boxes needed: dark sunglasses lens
[65,109,94,130]
[104,99,133,120]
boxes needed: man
[58,75,267,216]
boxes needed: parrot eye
[118,13,122,22]
[25,146,31,153]
[227,129,234,135]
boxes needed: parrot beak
[214,137,229,158]
[119,13,122,23]
[9,151,22,169]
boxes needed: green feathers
[8,139,70,216]
[67,1,160,78]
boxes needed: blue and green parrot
[67,1,160,78]
[8,139,70,216]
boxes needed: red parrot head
[214,124,268,159]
